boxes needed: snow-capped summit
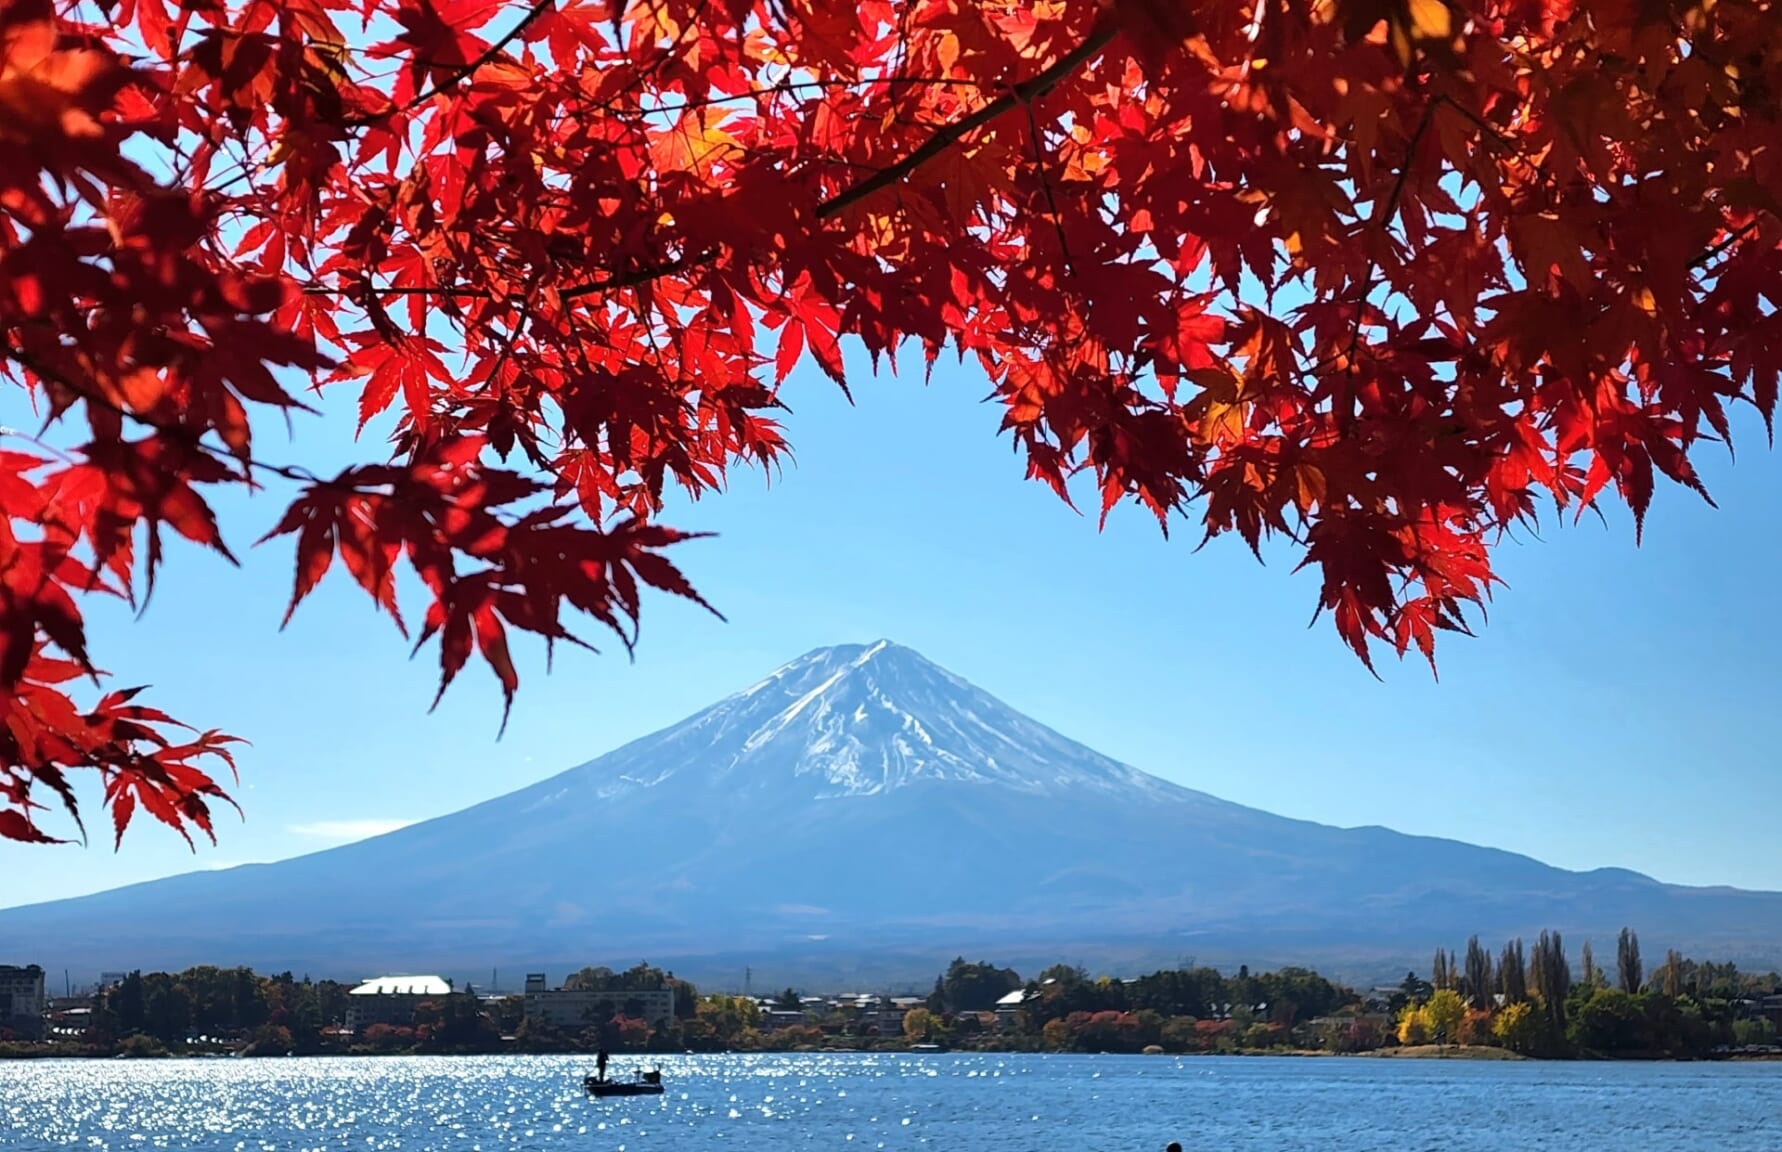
[549,640,1180,801]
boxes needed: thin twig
[1431,93,1512,150]
[1,341,316,487]
[1019,91,1075,278]
[342,0,557,128]
[817,23,1118,223]
[1687,218,1763,270]
[559,250,708,301]
[302,284,493,298]
[1337,98,1440,425]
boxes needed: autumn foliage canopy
[2,0,1778,844]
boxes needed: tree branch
[0,340,318,488]
[303,20,1120,307]
[559,251,705,302]
[1336,97,1440,424]
[816,23,1118,223]
[301,284,492,298]
[1688,218,1764,270]
[558,20,1119,302]
[342,0,557,128]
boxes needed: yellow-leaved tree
[1423,989,1467,1048]
[903,1008,942,1042]
[1396,1005,1429,1046]
[1492,1002,1538,1054]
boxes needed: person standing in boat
[596,1047,609,1083]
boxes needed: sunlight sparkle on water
[5,1052,1782,1151]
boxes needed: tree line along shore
[10,929,1781,1062]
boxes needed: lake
[2,1053,1776,1151]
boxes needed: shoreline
[7,1043,1777,1064]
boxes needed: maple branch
[559,250,709,301]
[1,339,584,558]
[0,340,324,491]
[555,22,1118,303]
[625,76,999,121]
[301,284,493,299]
[816,23,1119,223]
[1688,218,1765,270]
[1019,92,1075,278]
[1337,98,1440,422]
[1430,93,1513,152]
[341,0,557,128]
[311,18,1118,309]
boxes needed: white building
[344,974,453,1033]
[521,973,674,1031]
[0,965,45,1039]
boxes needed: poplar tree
[1463,937,1494,1010]
[1498,940,1528,1004]
[1618,929,1644,995]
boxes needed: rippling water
[2,1053,1777,1151]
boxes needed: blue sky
[5,345,1781,909]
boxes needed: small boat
[584,1069,664,1097]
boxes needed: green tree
[1532,934,1575,1041]
[1463,937,1494,1010]
[1160,1016,1208,1053]
[233,968,268,1031]
[1617,928,1643,995]
[564,967,616,991]
[1037,965,1088,986]
[83,999,119,1046]
[1530,930,1571,1031]
[1579,940,1600,990]
[697,995,760,1041]
[1396,970,1433,1010]
[902,1008,942,1041]
[1567,987,1647,1055]
[141,975,192,1048]
[671,977,698,1019]
[938,959,1023,1013]
[1127,967,1225,1020]
[1498,940,1528,1003]
[1255,967,1350,1027]
[109,973,146,1036]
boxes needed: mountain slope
[5,641,1780,985]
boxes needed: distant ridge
[5,641,1781,986]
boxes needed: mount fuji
[6,640,1781,985]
